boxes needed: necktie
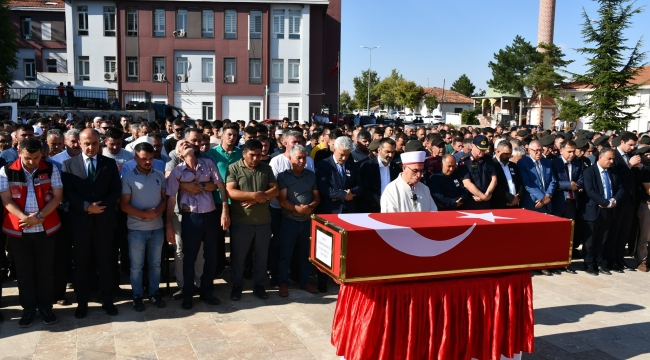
[536,161,545,189]
[565,163,574,200]
[337,163,345,183]
[87,157,95,183]
[602,170,612,199]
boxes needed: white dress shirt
[378,159,391,196]
[81,153,98,177]
[498,161,517,195]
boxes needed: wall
[222,95,263,121]
[11,9,66,77]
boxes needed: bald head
[80,128,100,157]
[441,154,457,176]
[441,154,456,164]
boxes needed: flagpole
[337,51,340,118]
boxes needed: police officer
[428,154,470,210]
[458,135,497,210]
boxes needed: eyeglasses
[530,148,542,153]
[406,166,424,175]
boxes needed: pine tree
[450,74,476,98]
[575,0,646,131]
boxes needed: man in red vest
[0,138,62,327]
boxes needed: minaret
[537,0,556,46]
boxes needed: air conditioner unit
[224,75,235,83]
[104,72,116,81]
[176,74,188,83]
[153,73,166,82]
[179,29,186,37]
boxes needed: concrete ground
[1,258,650,359]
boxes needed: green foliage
[461,109,481,125]
[557,95,588,124]
[353,70,380,110]
[424,96,438,114]
[450,74,476,97]
[574,0,646,131]
[525,42,573,100]
[394,80,424,111]
[473,89,486,97]
[339,91,354,113]
[375,69,403,109]
[0,0,18,85]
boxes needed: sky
[340,0,650,96]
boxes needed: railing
[2,88,152,112]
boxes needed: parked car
[422,114,444,124]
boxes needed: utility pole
[360,46,380,115]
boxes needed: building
[559,66,650,133]
[110,0,340,122]
[414,87,474,116]
[9,0,68,87]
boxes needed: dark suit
[582,164,624,269]
[62,154,121,305]
[315,156,361,214]
[518,156,557,213]
[611,150,639,264]
[491,158,524,209]
[358,157,400,213]
[551,157,584,220]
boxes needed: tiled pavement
[2,259,650,359]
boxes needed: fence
[2,88,152,112]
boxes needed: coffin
[310,209,573,283]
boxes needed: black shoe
[75,304,88,319]
[253,285,268,300]
[181,297,193,310]
[598,266,612,275]
[18,312,36,328]
[102,303,118,316]
[243,267,253,280]
[133,297,145,312]
[552,268,562,275]
[230,286,243,301]
[40,309,57,325]
[620,263,636,271]
[610,264,624,273]
[565,267,577,274]
[200,293,221,305]
[318,283,328,293]
[172,287,183,300]
[149,292,166,308]
[586,267,599,276]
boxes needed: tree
[450,74,476,97]
[574,0,646,131]
[375,69,403,110]
[0,0,18,85]
[488,35,542,125]
[461,109,480,125]
[424,95,438,114]
[473,89,486,97]
[557,95,588,125]
[525,42,573,124]
[394,80,424,112]
[339,91,355,113]
[353,70,380,110]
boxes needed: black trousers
[9,231,55,312]
[584,211,614,269]
[53,209,72,300]
[607,199,634,266]
[181,210,221,297]
[72,225,114,305]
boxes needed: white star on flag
[456,212,515,223]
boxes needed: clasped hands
[241,191,269,209]
[19,212,43,229]
[535,194,552,209]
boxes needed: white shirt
[499,161,517,195]
[381,174,438,213]
[378,158,391,195]
[81,153,98,177]
[269,153,315,209]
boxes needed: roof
[9,0,64,9]
[560,66,650,90]
[422,87,473,104]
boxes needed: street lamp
[360,45,380,115]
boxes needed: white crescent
[337,213,475,257]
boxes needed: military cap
[639,135,650,145]
[368,139,380,151]
[574,137,590,150]
[593,135,610,147]
[405,140,425,152]
[541,135,555,147]
[558,132,571,140]
[516,130,529,137]
[635,146,650,155]
[472,135,490,151]
[583,131,594,140]
[611,136,622,148]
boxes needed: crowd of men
[0,112,649,329]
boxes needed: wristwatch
[200,182,206,190]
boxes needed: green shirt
[208,145,242,204]
[226,159,275,225]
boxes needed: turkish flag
[328,60,339,76]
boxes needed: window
[77,6,88,35]
[224,58,236,82]
[176,57,189,79]
[224,10,237,39]
[45,59,58,73]
[454,108,463,114]
[249,59,261,83]
[202,58,213,83]
[126,8,138,36]
[21,17,32,39]
[24,59,36,80]
[153,57,165,75]
[41,23,52,41]
[288,59,300,83]
[202,10,214,38]
[289,10,301,39]
[288,103,299,121]
[249,102,261,121]
[104,7,116,36]
[153,9,165,37]
[272,10,284,38]
[127,57,138,81]
[202,102,214,120]
[249,10,261,39]
[272,59,284,83]
[104,56,116,73]
[177,9,187,31]
[78,56,90,81]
